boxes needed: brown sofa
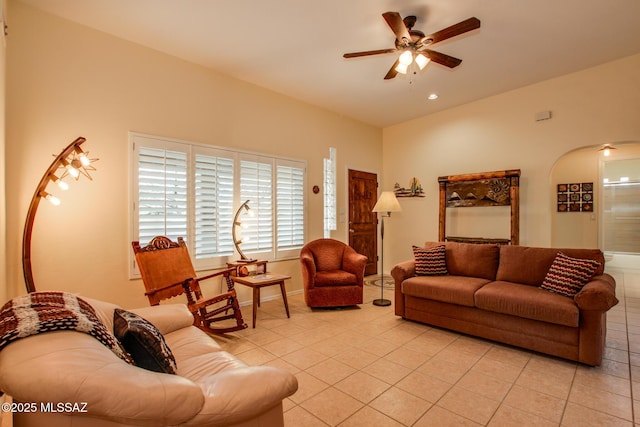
[391,242,618,366]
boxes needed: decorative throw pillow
[413,245,448,276]
[540,252,601,297]
[113,309,177,374]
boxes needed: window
[130,133,306,275]
[277,160,305,253]
[323,147,336,238]
[240,157,273,254]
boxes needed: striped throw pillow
[540,252,600,297]
[413,245,448,276]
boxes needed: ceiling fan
[343,12,481,80]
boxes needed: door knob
[349,229,355,233]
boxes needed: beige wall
[383,53,640,269]
[5,2,381,307]
[1,1,6,302]
[550,142,640,248]
[5,2,640,306]
[549,148,600,248]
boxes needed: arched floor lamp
[371,191,402,306]
[22,137,97,293]
[232,200,256,262]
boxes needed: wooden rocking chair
[132,236,247,334]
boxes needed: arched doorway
[550,142,640,267]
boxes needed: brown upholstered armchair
[299,238,368,307]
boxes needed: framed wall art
[557,182,593,212]
[438,169,520,245]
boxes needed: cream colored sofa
[0,297,298,427]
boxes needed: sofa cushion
[164,326,223,362]
[496,245,605,286]
[413,245,448,276]
[425,241,499,280]
[474,281,579,327]
[314,270,357,286]
[540,252,601,297]
[114,309,177,374]
[402,275,491,307]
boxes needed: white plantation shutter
[137,146,188,245]
[131,133,306,276]
[240,158,273,253]
[194,152,235,259]
[277,161,305,253]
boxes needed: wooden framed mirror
[438,169,520,245]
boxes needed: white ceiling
[20,0,640,128]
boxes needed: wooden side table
[231,273,291,328]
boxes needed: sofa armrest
[574,274,619,311]
[130,303,194,335]
[391,260,415,317]
[0,332,203,426]
[391,260,416,284]
[191,365,298,426]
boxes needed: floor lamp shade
[372,191,401,306]
[372,191,402,214]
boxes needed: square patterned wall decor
[557,182,593,212]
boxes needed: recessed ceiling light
[427,93,439,100]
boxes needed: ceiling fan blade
[384,58,400,80]
[343,48,397,59]
[423,49,462,68]
[382,11,411,43]
[421,17,481,45]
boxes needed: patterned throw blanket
[0,292,131,362]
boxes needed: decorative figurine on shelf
[394,177,425,197]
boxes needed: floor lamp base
[373,298,392,307]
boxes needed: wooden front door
[348,169,378,276]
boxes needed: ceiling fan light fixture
[395,62,409,74]
[398,50,413,66]
[415,53,430,70]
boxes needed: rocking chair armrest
[143,267,234,298]
[194,268,237,283]
[189,291,235,312]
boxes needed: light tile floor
[215,264,640,426]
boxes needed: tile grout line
[622,271,636,425]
